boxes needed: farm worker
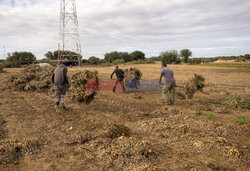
[110,66,126,93]
[51,61,69,109]
[159,63,175,105]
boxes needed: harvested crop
[7,65,54,92]
[185,74,206,99]
[69,70,99,104]
[124,68,142,90]
[104,124,130,139]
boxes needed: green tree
[119,52,130,62]
[180,49,192,63]
[45,51,53,59]
[88,56,100,65]
[104,51,131,62]
[160,50,178,64]
[130,51,145,61]
[45,50,80,60]
[7,51,36,64]
[244,54,250,60]
[104,51,119,62]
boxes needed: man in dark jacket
[110,66,126,93]
[52,61,69,109]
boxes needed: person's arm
[159,70,163,84]
[159,74,163,84]
[110,70,115,79]
[63,68,69,85]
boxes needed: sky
[0,0,250,59]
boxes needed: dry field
[0,64,249,170]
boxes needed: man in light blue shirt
[159,64,175,104]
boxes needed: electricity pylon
[58,0,82,66]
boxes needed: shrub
[236,115,246,125]
[130,59,154,64]
[112,59,125,65]
[195,109,203,115]
[88,56,101,65]
[188,58,202,64]
[160,50,178,64]
[207,113,214,120]
[2,60,22,68]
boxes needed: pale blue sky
[0,0,250,59]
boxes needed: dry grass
[0,64,249,170]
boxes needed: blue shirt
[161,67,175,84]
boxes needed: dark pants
[113,79,126,93]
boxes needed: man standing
[52,61,69,109]
[110,66,126,93]
[159,64,175,105]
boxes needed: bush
[2,60,22,68]
[243,54,250,60]
[160,50,179,64]
[88,56,101,65]
[236,115,246,125]
[207,113,214,120]
[112,59,125,65]
[130,51,145,61]
[188,58,202,64]
[7,51,36,65]
[130,59,154,64]
[195,109,203,115]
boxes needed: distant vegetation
[0,48,249,68]
[1,51,36,68]
[45,50,80,61]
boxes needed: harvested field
[0,64,249,170]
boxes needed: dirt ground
[0,64,249,170]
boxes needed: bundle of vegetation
[7,65,54,92]
[185,74,206,99]
[124,68,142,90]
[69,70,99,104]
[104,124,130,139]
[226,95,250,109]
[106,137,157,165]
[0,139,43,165]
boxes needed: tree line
[1,49,250,67]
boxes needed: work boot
[122,85,126,93]
[62,104,66,110]
[55,102,59,108]
[113,85,116,93]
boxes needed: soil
[0,64,249,170]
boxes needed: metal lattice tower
[58,0,82,66]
